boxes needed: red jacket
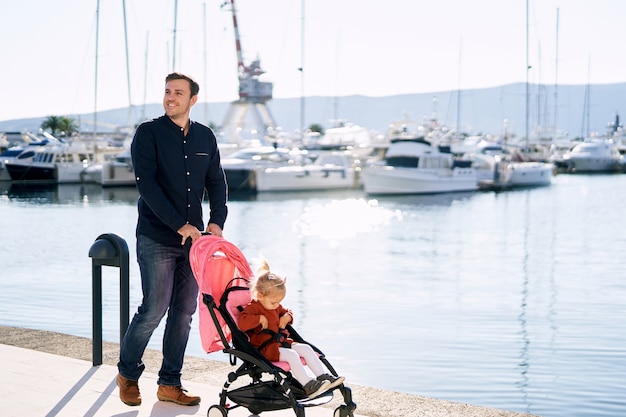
[238,299,293,361]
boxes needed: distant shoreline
[2,82,625,139]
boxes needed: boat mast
[300,0,306,139]
[553,8,559,140]
[456,37,462,141]
[122,0,133,126]
[203,2,209,124]
[94,0,100,139]
[582,56,591,138]
[525,0,530,149]
[172,0,178,71]
[141,32,149,122]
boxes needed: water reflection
[1,182,139,205]
[369,190,477,207]
[228,188,365,202]
[517,191,531,409]
[228,189,478,206]
[2,175,626,417]
[293,198,401,242]
[6,181,479,208]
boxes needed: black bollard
[88,233,130,366]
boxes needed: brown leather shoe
[157,385,201,406]
[117,373,141,406]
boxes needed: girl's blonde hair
[252,259,286,297]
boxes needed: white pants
[278,342,325,385]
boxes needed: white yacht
[254,151,359,192]
[221,146,305,192]
[361,139,477,195]
[6,139,122,183]
[561,140,623,172]
[80,148,136,186]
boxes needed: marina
[2,2,626,416]
[1,173,625,417]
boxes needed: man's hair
[165,72,200,97]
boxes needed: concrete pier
[0,326,540,417]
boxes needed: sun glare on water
[292,198,401,244]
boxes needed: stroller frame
[191,236,356,417]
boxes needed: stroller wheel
[333,404,354,417]
[207,404,228,417]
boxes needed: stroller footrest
[272,357,306,372]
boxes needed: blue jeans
[118,234,198,386]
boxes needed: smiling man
[116,72,228,407]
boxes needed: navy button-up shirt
[131,115,228,246]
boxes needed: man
[117,72,228,407]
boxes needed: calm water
[1,174,625,417]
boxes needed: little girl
[238,259,345,399]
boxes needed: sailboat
[81,0,138,186]
[476,0,554,190]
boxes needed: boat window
[387,156,418,168]
[422,157,450,169]
[422,157,436,169]
[17,151,35,159]
[452,159,472,169]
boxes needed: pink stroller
[189,234,356,417]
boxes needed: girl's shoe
[303,379,331,399]
[317,373,345,390]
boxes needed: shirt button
[185,155,188,159]
[187,188,191,192]
[187,172,190,175]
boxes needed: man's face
[163,79,197,121]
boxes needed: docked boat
[548,140,578,170]
[0,132,62,181]
[254,151,359,192]
[471,142,554,189]
[6,139,122,183]
[560,139,623,173]
[309,123,373,151]
[80,148,136,186]
[221,146,305,192]
[361,139,477,195]
[1,147,39,181]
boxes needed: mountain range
[2,82,625,140]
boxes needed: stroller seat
[190,235,356,417]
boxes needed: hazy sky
[2,0,624,122]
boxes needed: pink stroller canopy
[189,235,254,353]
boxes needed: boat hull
[56,162,90,183]
[564,157,621,172]
[362,166,477,195]
[562,141,623,173]
[224,168,256,192]
[6,162,55,181]
[101,162,136,186]
[255,166,357,191]
[506,162,553,186]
